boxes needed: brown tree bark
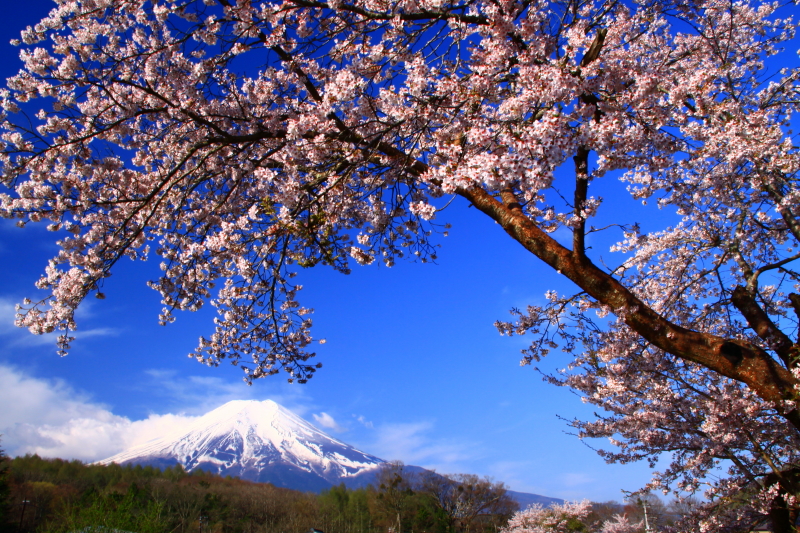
[454,184,800,432]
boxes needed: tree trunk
[456,184,800,431]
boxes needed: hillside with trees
[0,455,518,533]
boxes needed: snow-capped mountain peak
[97,399,383,491]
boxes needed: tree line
[0,448,705,533]
[0,451,519,533]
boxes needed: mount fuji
[97,399,384,492]
[97,399,564,506]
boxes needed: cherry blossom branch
[458,183,800,429]
[572,147,589,258]
[731,286,799,369]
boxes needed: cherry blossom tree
[501,500,640,533]
[1,0,800,529]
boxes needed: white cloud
[355,414,373,429]
[365,421,478,474]
[483,459,547,494]
[0,364,198,462]
[561,472,595,488]
[0,364,318,463]
[141,369,312,416]
[0,298,17,336]
[0,363,482,483]
[312,412,344,432]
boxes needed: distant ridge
[96,399,563,506]
[506,490,564,509]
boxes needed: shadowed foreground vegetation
[0,454,518,533]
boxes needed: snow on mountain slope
[96,399,383,491]
[96,399,564,505]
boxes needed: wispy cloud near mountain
[0,364,199,461]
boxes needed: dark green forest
[0,449,518,533]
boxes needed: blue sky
[0,0,661,503]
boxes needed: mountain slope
[97,399,563,505]
[97,399,383,491]
[506,490,564,509]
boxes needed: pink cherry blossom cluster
[502,500,640,533]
